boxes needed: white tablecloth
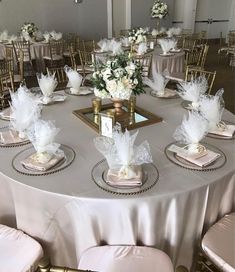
[152,47,185,74]
[0,90,234,271]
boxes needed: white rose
[106,79,117,92]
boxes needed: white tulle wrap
[143,67,169,95]
[109,39,123,55]
[97,39,110,52]
[173,111,208,154]
[137,42,148,55]
[177,76,208,109]
[37,73,58,103]
[10,85,41,139]
[27,120,62,163]
[158,38,176,54]
[94,125,153,179]
[64,66,82,94]
[166,27,182,37]
[50,30,62,40]
[199,89,224,131]
[43,32,50,42]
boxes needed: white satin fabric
[202,213,235,272]
[0,90,234,271]
[0,224,43,272]
[152,47,185,74]
[78,245,174,272]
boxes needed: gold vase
[111,98,126,116]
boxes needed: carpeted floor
[205,42,235,113]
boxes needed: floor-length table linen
[0,90,234,271]
[152,47,185,74]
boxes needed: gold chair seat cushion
[202,213,235,272]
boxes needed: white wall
[0,0,108,40]
[195,0,232,39]
[113,0,126,37]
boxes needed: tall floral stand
[156,19,160,31]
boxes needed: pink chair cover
[78,245,174,272]
[0,224,43,272]
[202,213,235,272]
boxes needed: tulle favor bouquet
[177,76,208,109]
[37,73,58,104]
[22,120,64,171]
[158,39,177,54]
[64,66,83,94]
[94,124,153,186]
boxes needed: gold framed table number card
[99,113,115,138]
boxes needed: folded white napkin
[0,130,27,145]
[0,107,12,120]
[209,125,235,137]
[107,166,142,187]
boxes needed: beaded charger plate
[150,88,179,99]
[206,121,235,140]
[64,87,93,96]
[0,126,30,148]
[165,142,226,171]
[91,159,159,195]
[12,144,75,176]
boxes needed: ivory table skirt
[152,47,185,74]
[0,90,234,271]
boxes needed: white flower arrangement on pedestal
[20,22,38,39]
[92,54,144,100]
[151,0,168,19]
[128,27,148,44]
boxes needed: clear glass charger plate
[150,88,179,99]
[165,142,227,171]
[91,159,159,195]
[0,126,30,148]
[12,144,76,176]
[64,87,93,96]
[40,93,67,105]
[206,120,235,140]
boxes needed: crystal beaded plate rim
[150,89,179,99]
[12,144,76,176]
[164,142,227,171]
[64,87,93,96]
[91,159,159,195]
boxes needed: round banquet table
[0,90,234,271]
[0,41,50,72]
[152,47,185,74]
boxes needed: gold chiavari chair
[81,40,96,52]
[43,40,64,67]
[78,50,95,84]
[12,40,34,75]
[5,46,14,60]
[38,257,96,272]
[134,53,153,79]
[185,66,216,94]
[183,37,199,52]
[185,45,204,68]
[228,32,235,47]
[0,72,14,110]
[46,66,68,90]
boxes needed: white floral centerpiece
[128,27,148,45]
[92,54,144,101]
[151,0,168,19]
[20,22,38,40]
